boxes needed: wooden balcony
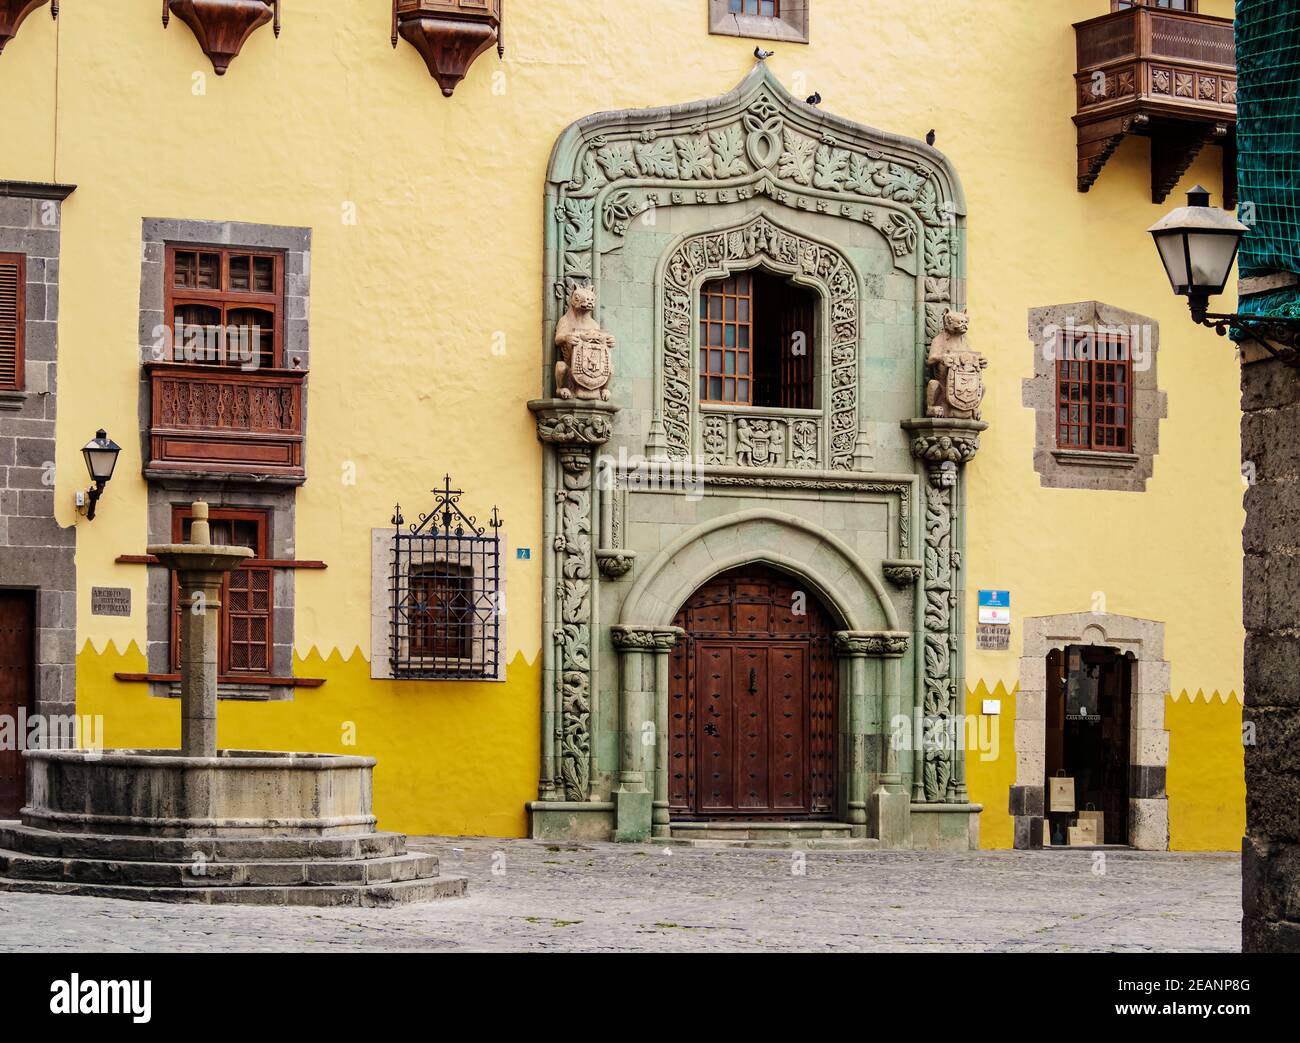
[1074,5,1236,205]
[146,363,305,483]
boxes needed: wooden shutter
[0,254,24,391]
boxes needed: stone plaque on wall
[976,624,1009,651]
[91,587,131,617]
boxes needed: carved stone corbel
[882,559,923,587]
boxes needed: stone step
[0,873,468,907]
[0,848,439,889]
[661,821,877,849]
[0,823,406,863]
[658,836,880,850]
[668,822,858,841]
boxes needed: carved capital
[595,549,636,579]
[833,630,910,658]
[882,559,923,586]
[611,625,682,652]
[902,417,987,470]
[529,399,618,448]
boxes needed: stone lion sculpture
[555,285,614,401]
[925,309,987,420]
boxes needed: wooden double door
[668,566,836,819]
[0,591,35,819]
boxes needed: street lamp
[1150,185,1300,359]
[81,429,121,521]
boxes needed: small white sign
[982,698,1001,716]
[977,589,1011,626]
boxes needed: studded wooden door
[668,565,836,819]
[0,590,35,819]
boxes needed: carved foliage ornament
[663,214,859,468]
[162,0,279,76]
[549,64,962,337]
[0,0,55,57]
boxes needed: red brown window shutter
[0,254,25,391]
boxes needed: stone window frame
[145,483,299,701]
[708,0,809,44]
[369,528,509,683]
[1024,301,1166,492]
[1010,612,1170,851]
[137,218,311,702]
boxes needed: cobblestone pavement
[0,837,1240,953]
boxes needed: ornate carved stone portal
[528,64,984,850]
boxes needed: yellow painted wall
[0,1,1242,840]
[964,682,1017,850]
[1167,690,1245,851]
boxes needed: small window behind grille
[389,475,503,680]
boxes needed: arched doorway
[667,564,837,819]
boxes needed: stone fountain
[0,502,464,905]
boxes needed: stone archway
[611,511,909,843]
[1011,612,1170,850]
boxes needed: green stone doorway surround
[527,64,985,850]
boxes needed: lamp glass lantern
[1148,185,1250,317]
[82,429,121,485]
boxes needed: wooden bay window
[165,245,284,369]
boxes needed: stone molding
[1023,301,1165,492]
[619,507,897,633]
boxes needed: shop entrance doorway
[1045,644,1132,846]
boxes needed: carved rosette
[902,418,986,803]
[531,400,616,802]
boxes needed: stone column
[834,631,910,843]
[610,624,680,842]
[147,501,251,758]
[530,400,618,803]
[650,628,680,839]
[901,418,985,803]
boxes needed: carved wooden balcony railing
[392,0,503,97]
[146,363,305,482]
[1074,5,1236,205]
[0,0,55,57]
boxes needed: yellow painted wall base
[964,681,1243,851]
[1166,690,1245,852]
[76,642,540,838]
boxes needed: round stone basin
[21,749,377,838]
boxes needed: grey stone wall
[1241,354,1300,952]
[0,189,75,726]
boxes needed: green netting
[1236,0,1300,316]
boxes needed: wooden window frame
[1055,334,1134,453]
[164,244,285,369]
[0,252,26,391]
[700,273,754,405]
[169,506,274,678]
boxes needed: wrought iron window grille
[389,474,502,680]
